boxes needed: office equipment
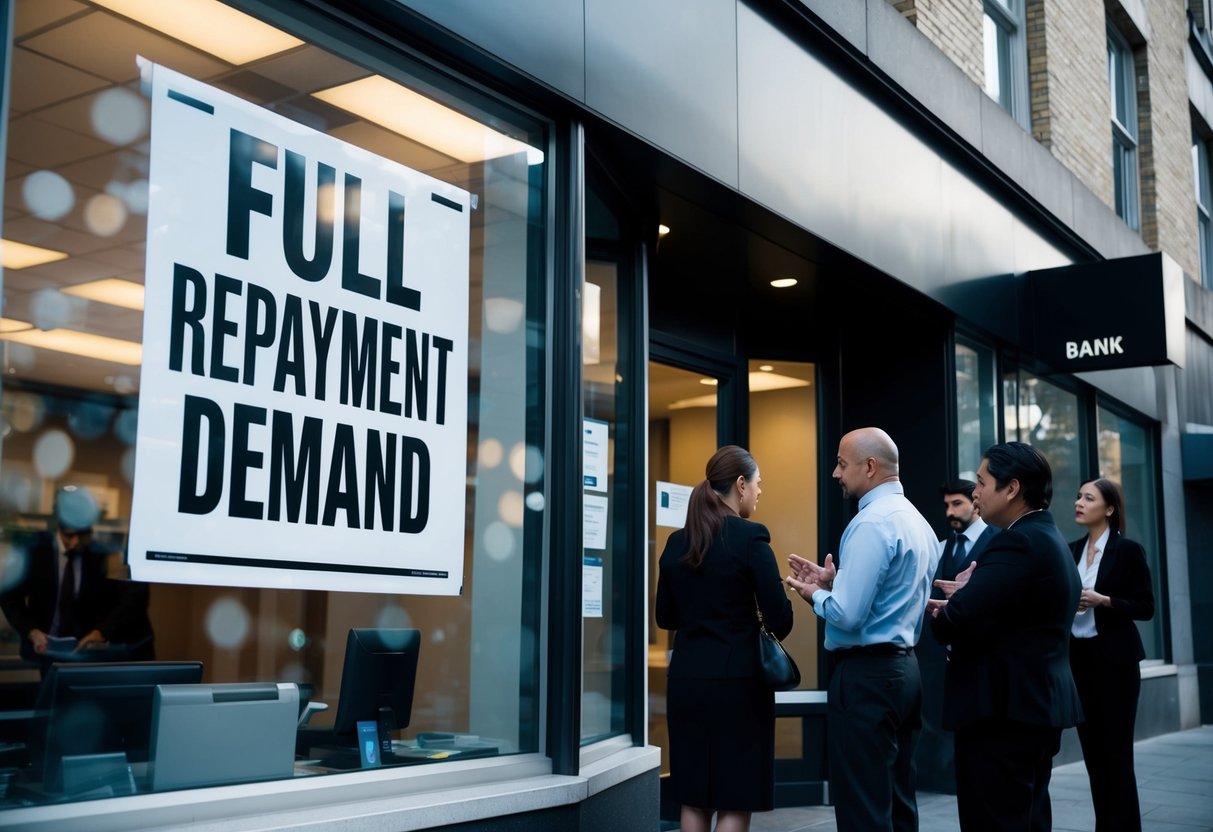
[300,628,420,768]
[32,661,203,791]
[333,628,421,755]
[150,682,298,791]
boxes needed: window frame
[983,0,1029,128]
[1194,131,1213,289]
[1108,23,1141,231]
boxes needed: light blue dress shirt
[811,481,940,651]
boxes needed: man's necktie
[952,534,968,576]
[55,555,78,638]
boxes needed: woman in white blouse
[1070,478,1155,832]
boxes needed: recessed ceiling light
[658,224,671,237]
[759,364,774,372]
[92,0,303,65]
[1,239,68,270]
[0,317,142,365]
[699,378,718,386]
[63,278,145,311]
[770,277,798,288]
[314,76,542,164]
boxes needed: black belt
[833,643,912,658]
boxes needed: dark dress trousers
[0,532,154,663]
[1069,533,1154,832]
[656,515,793,812]
[918,523,1000,792]
[931,511,1083,832]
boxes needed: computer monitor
[32,661,203,788]
[332,629,420,755]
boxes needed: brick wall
[889,0,985,88]
[890,0,1200,276]
[1139,6,1200,276]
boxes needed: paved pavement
[742,725,1213,832]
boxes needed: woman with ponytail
[656,445,794,832]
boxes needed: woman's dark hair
[682,445,757,568]
[1083,477,1127,536]
[983,441,1052,510]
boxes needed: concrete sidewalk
[743,725,1213,832]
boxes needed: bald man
[787,428,939,832]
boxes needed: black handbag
[757,609,800,691]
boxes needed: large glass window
[581,254,626,745]
[1004,371,1082,533]
[955,337,998,481]
[1097,405,1164,660]
[1108,24,1140,231]
[0,0,547,805]
[983,0,1028,126]
[1193,132,1213,289]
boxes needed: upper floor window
[983,0,1028,127]
[1194,132,1213,289]
[1108,24,1141,230]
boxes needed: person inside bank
[0,485,154,668]
[1070,477,1155,832]
[655,445,793,832]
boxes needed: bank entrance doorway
[646,353,820,793]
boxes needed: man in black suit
[937,480,999,587]
[917,479,1000,791]
[929,443,1083,832]
[0,486,153,667]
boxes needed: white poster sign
[583,494,609,550]
[129,63,470,594]
[582,418,609,492]
[655,481,693,528]
[582,555,603,618]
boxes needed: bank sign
[1025,252,1185,374]
[129,63,470,595]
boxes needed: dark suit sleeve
[750,523,793,640]
[1103,538,1155,622]
[0,579,35,639]
[655,535,679,631]
[0,533,49,639]
[931,530,1031,649]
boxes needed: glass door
[646,361,722,774]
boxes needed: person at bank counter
[786,427,937,832]
[0,486,154,667]
[1069,477,1155,832]
[656,445,793,832]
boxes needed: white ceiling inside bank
[2,0,524,394]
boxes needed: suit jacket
[931,510,1083,731]
[1070,533,1154,663]
[656,515,793,679]
[931,523,1001,600]
[0,532,153,657]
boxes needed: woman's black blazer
[1069,532,1155,663]
[656,515,793,680]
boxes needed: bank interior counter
[0,628,503,805]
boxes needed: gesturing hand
[926,598,947,618]
[933,560,976,598]
[788,553,836,590]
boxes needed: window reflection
[1097,406,1163,660]
[1004,372,1081,532]
[1,0,546,804]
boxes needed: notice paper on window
[583,494,608,550]
[582,555,603,618]
[582,419,609,492]
[655,481,693,528]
